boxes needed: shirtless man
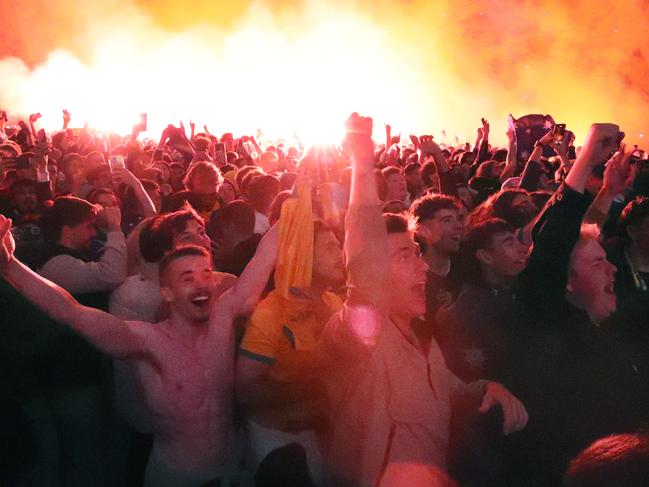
[0,215,278,487]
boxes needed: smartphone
[214,142,226,165]
[552,124,566,143]
[139,113,148,132]
[108,155,126,171]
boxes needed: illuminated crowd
[1,110,649,487]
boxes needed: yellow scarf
[275,179,314,299]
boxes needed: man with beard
[2,179,50,266]
[0,215,279,486]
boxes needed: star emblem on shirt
[464,346,486,370]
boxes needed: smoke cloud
[0,0,647,145]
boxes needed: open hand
[418,135,441,156]
[603,145,634,196]
[479,382,528,435]
[480,118,490,138]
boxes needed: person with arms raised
[318,113,528,487]
[0,214,279,487]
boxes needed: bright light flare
[0,9,426,147]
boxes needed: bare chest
[135,335,234,423]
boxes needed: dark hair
[160,190,203,214]
[269,190,292,226]
[41,196,99,242]
[493,148,508,163]
[138,216,165,263]
[155,203,204,250]
[469,189,533,228]
[530,190,553,210]
[404,162,421,176]
[461,218,514,276]
[618,197,649,243]
[235,166,259,192]
[183,161,222,191]
[159,245,211,285]
[279,172,298,192]
[420,161,438,187]
[248,175,280,214]
[383,213,409,234]
[475,160,501,179]
[60,153,84,174]
[220,163,237,174]
[459,151,476,166]
[564,434,649,487]
[410,193,462,225]
[207,199,255,242]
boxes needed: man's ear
[565,274,574,293]
[160,285,174,303]
[475,248,492,266]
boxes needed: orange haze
[0,0,647,145]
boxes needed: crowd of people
[0,108,649,487]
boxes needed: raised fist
[343,113,374,169]
[580,123,624,167]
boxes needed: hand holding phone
[552,124,566,144]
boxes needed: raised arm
[112,167,157,217]
[344,113,389,308]
[29,113,41,140]
[520,123,623,318]
[583,146,633,228]
[216,224,279,318]
[474,118,491,166]
[419,135,456,196]
[0,216,150,359]
[500,128,518,183]
[38,207,128,293]
[318,114,390,361]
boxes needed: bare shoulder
[123,319,168,348]
[212,271,237,295]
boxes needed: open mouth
[190,293,211,309]
[604,282,615,295]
